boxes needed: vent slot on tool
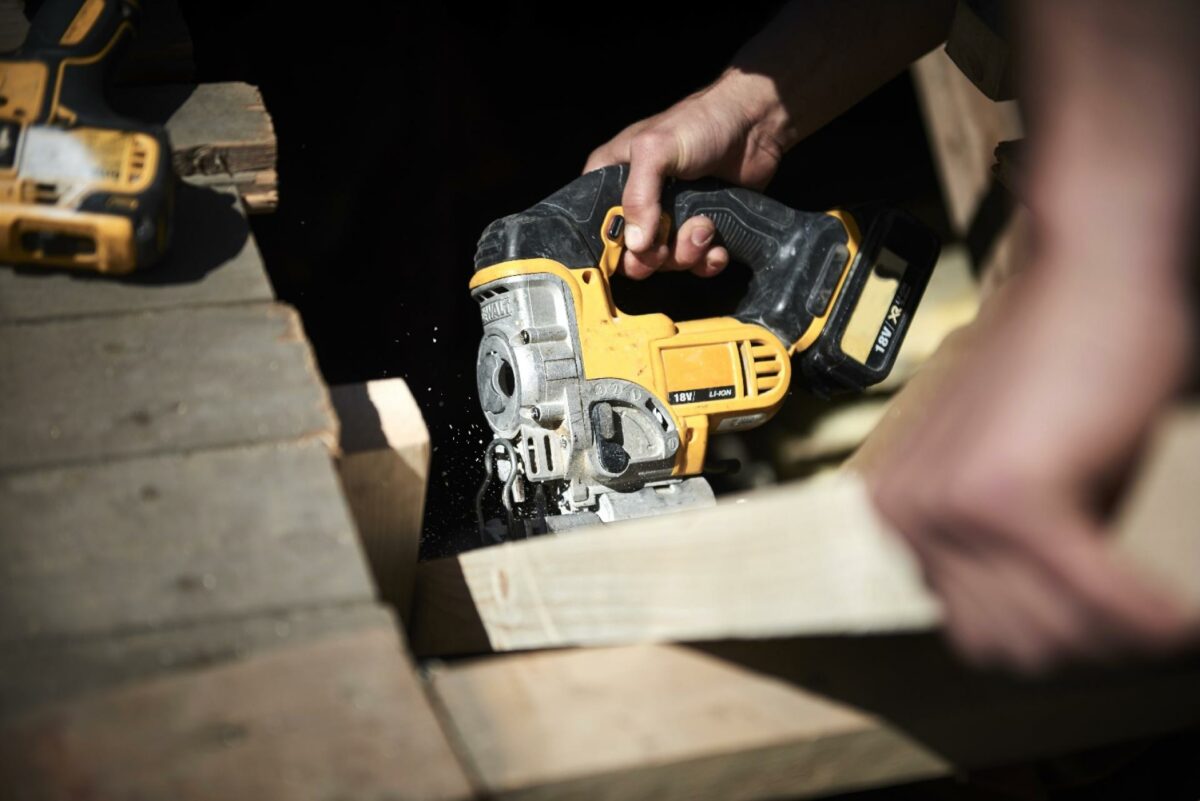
[475,286,511,304]
[128,141,148,184]
[742,339,783,395]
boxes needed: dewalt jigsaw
[472,165,938,541]
[0,0,172,273]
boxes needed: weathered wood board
[0,303,335,473]
[0,602,388,720]
[1,626,477,801]
[0,440,372,644]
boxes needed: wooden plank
[410,410,1200,657]
[428,644,947,801]
[427,640,1200,800]
[0,302,336,473]
[0,603,389,720]
[911,49,1022,234]
[409,475,939,657]
[0,182,273,323]
[332,378,430,623]
[0,440,372,644]
[1115,407,1200,610]
[0,626,477,801]
[701,635,1200,772]
[114,82,277,210]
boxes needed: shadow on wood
[698,634,1200,769]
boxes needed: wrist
[706,67,797,155]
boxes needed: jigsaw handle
[664,181,853,347]
[473,164,939,394]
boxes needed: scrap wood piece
[332,378,430,624]
[113,82,278,212]
[0,626,477,801]
[0,302,335,473]
[409,475,940,657]
[0,182,272,324]
[0,440,372,646]
[428,639,1200,801]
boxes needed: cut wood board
[114,82,277,212]
[0,440,372,644]
[0,602,388,720]
[0,626,476,801]
[0,302,335,473]
[410,410,1200,657]
[426,640,1200,801]
[410,475,938,657]
[0,182,272,323]
[332,378,430,623]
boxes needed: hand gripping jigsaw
[471,165,939,541]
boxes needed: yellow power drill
[0,0,172,273]
[471,165,940,540]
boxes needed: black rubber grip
[474,164,848,348]
[667,184,850,346]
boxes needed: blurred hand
[868,264,1197,673]
[584,70,787,279]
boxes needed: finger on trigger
[670,216,714,271]
[623,243,669,280]
[690,246,729,278]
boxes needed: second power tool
[0,0,173,273]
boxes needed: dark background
[179,2,946,558]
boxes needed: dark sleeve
[945,0,1017,101]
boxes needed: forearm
[711,0,955,153]
[1018,0,1200,472]
[1022,0,1200,296]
